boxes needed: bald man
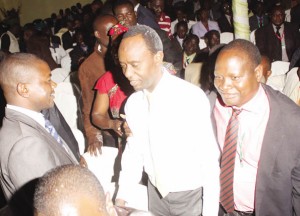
[34,165,115,216]
[78,14,118,156]
[0,53,78,214]
[214,39,300,216]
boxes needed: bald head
[93,14,118,49]
[34,165,109,216]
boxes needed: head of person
[175,7,187,22]
[93,14,118,53]
[196,8,209,22]
[221,1,232,16]
[176,21,188,39]
[204,30,220,49]
[66,20,75,32]
[34,165,114,216]
[254,2,265,17]
[183,34,200,56]
[118,25,164,92]
[270,5,285,26]
[113,0,138,28]
[214,39,263,107]
[150,0,164,17]
[0,53,56,112]
[260,55,272,84]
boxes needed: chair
[184,63,203,87]
[282,67,300,105]
[220,32,234,44]
[199,38,207,50]
[54,82,85,154]
[250,29,256,44]
[266,61,290,92]
[51,68,70,83]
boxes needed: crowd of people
[0,0,300,215]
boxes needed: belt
[234,210,255,216]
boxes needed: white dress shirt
[117,68,220,215]
[191,20,220,39]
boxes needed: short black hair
[122,25,163,54]
[113,0,135,15]
[34,165,107,216]
[219,39,261,68]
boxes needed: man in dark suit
[0,53,78,203]
[249,1,269,31]
[62,20,76,51]
[255,5,300,62]
[113,0,183,76]
[217,1,234,33]
[214,39,300,216]
[128,0,160,29]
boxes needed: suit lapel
[255,85,285,212]
[5,109,78,164]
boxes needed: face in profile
[118,34,163,92]
[214,50,261,107]
[27,60,56,111]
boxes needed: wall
[0,0,92,25]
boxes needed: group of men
[0,7,300,216]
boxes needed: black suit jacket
[249,14,269,32]
[137,4,160,29]
[155,28,183,77]
[255,22,300,62]
[217,14,234,33]
[62,31,75,50]
[42,104,80,162]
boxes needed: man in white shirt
[115,25,220,216]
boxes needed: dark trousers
[148,180,203,216]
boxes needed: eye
[232,76,240,81]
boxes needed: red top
[95,71,127,118]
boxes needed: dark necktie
[45,118,63,145]
[259,17,263,27]
[275,26,281,39]
[220,108,242,213]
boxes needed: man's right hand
[86,134,102,156]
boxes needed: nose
[122,65,133,80]
[216,77,232,91]
[51,80,57,89]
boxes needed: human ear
[17,83,30,98]
[94,30,100,39]
[254,64,263,82]
[154,51,164,64]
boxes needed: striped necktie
[45,118,63,145]
[220,108,242,213]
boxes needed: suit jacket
[155,28,183,77]
[217,14,234,33]
[255,22,300,62]
[62,31,75,50]
[213,85,300,215]
[0,108,78,201]
[249,14,269,32]
[136,4,160,29]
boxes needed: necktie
[184,57,190,69]
[275,26,281,39]
[45,118,63,145]
[259,17,263,27]
[220,108,242,213]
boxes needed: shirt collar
[134,3,139,12]
[7,104,46,128]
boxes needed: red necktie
[220,108,242,213]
